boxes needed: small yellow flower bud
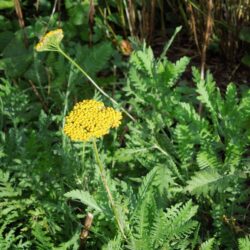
[35,29,64,52]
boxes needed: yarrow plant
[64,99,127,240]
[35,29,134,243]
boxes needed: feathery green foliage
[200,238,215,250]
[0,14,249,248]
[122,42,250,249]
[238,236,250,250]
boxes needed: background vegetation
[0,0,249,249]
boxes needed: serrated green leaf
[238,235,250,250]
[186,168,233,196]
[200,238,215,250]
[64,189,103,212]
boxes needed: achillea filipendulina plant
[63,100,122,142]
[64,99,128,240]
[36,28,134,244]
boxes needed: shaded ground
[151,33,250,91]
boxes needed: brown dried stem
[14,0,28,47]
[200,0,213,80]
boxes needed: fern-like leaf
[165,200,198,239]
[102,235,122,250]
[64,189,103,212]
[200,238,215,250]
[238,235,250,250]
[137,166,158,203]
[186,168,234,196]
[196,151,221,170]
[151,200,198,249]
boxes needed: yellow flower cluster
[35,29,64,52]
[64,100,122,142]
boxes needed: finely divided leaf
[238,235,250,250]
[186,168,233,196]
[64,189,103,212]
[200,238,215,250]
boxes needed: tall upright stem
[57,46,136,122]
[92,139,127,239]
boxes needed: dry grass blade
[187,2,201,55]
[14,0,28,47]
[88,0,95,46]
[128,0,136,35]
[200,0,213,79]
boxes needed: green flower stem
[81,142,86,167]
[57,46,136,122]
[92,139,127,240]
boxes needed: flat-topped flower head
[64,100,122,142]
[35,29,63,52]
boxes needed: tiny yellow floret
[35,29,64,52]
[63,100,122,142]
